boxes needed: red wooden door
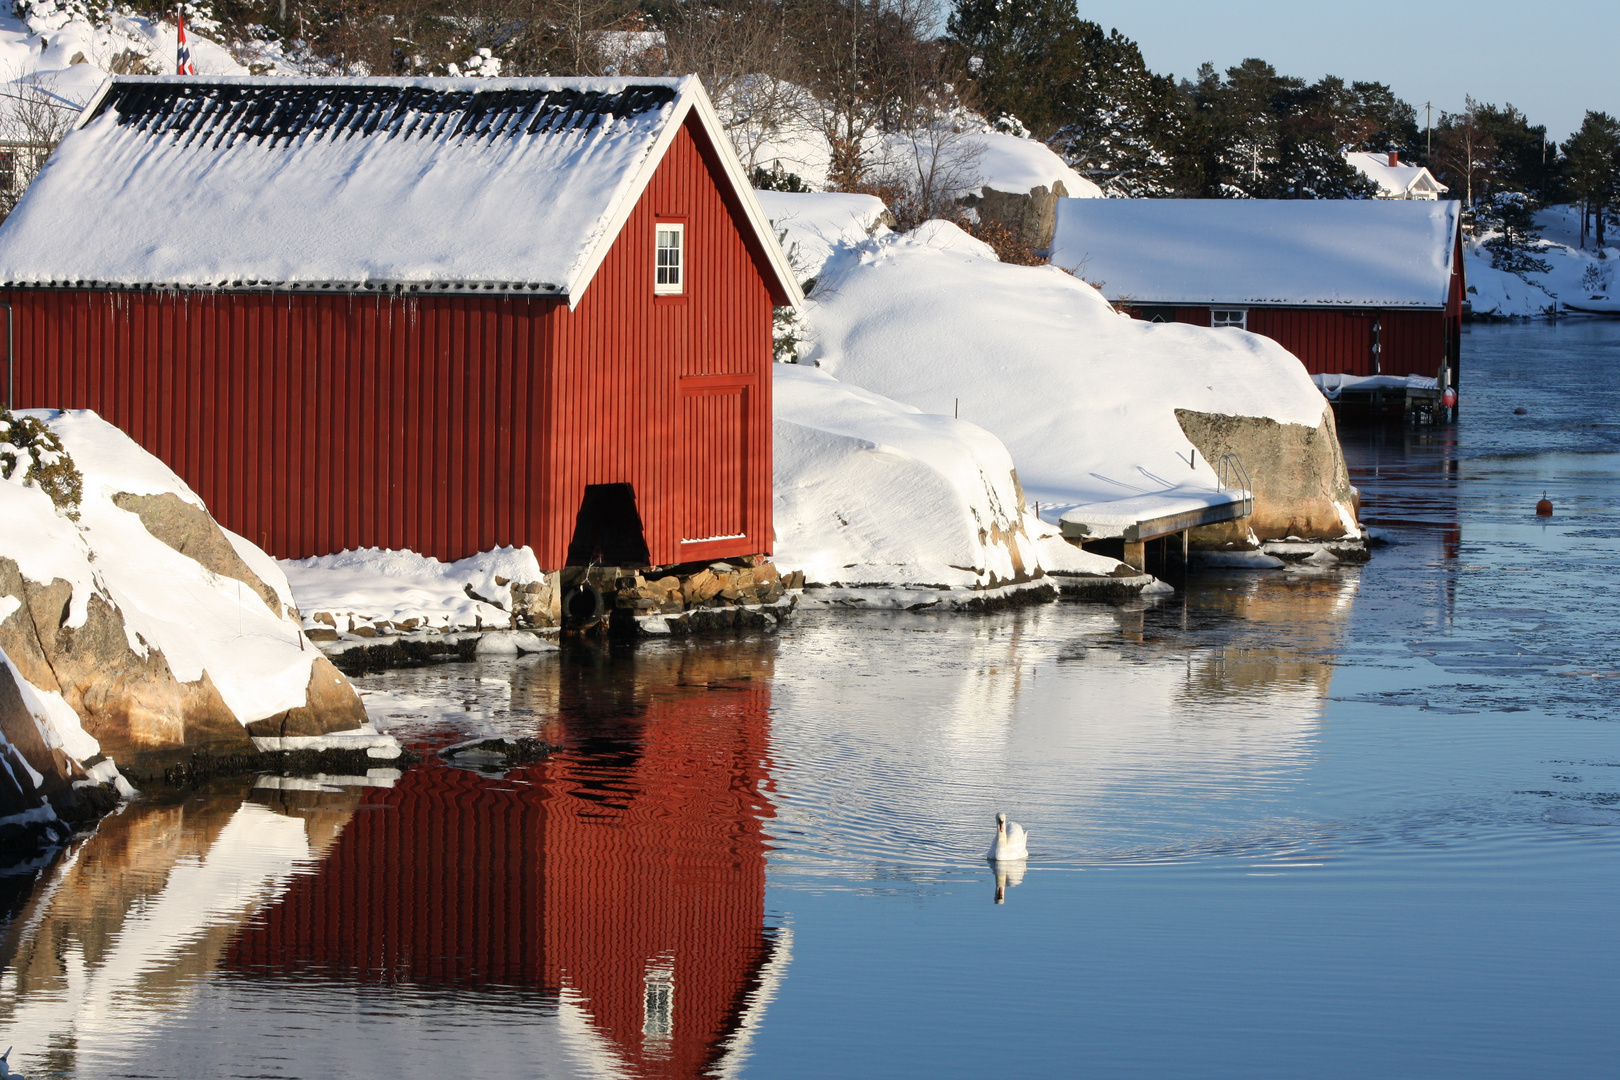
[679,380,748,545]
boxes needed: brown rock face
[1175,406,1359,544]
[112,492,284,613]
[962,181,1069,254]
[246,656,368,739]
[0,489,369,777]
[0,561,251,768]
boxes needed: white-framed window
[1211,308,1247,330]
[655,223,685,294]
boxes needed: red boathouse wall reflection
[227,651,780,1079]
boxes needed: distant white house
[1345,151,1448,200]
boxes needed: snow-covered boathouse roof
[1051,198,1461,309]
[0,75,802,308]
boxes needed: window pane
[655,224,683,292]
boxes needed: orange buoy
[1536,493,1553,516]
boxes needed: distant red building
[1051,198,1465,388]
[0,76,801,565]
[227,650,781,1078]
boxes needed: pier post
[1123,540,1145,572]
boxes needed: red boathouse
[0,75,802,564]
[1050,198,1465,391]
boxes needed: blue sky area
[1077,0,1613,142]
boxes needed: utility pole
[1424,101,1433,159]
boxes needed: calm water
[4,320,1620,1079]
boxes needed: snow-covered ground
[756,190,889,281]
[279,547,545,636]
[1465,204,1620,319]
[793,218,1333,529]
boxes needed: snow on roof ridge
[0,73,791,305]
[0,72,803,307]
[100,73,694,89]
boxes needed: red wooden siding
[3,117,777,567]
[1128,305,1451,380]
[1246,308,1374,375]
[225,652,778,1079]
[8,289,554,559]
[1378,310,1450,378]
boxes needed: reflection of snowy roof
[0,75,801,306]
[1344,151,1447,197]
[1051,198,1460,308]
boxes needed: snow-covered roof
[1051,198,1461,308]
[0,75,802,307]
[1344,151,1447,198]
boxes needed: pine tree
[945,0,1092,142]
[945,3,1185,196]
[1174,61,1380,199]
[1477,192,1551,275]
[1048,27,1184,197]
[1562,111,1620,248]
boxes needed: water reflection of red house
[228,653,779,1079]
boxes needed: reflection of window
[1211,308,1247,330]
[655,223,684,294]
[0,152,14,194]
[643,956,675,1042]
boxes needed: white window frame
[655,222,685,295]
[1211,308,1247,330]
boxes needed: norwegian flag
[176,8,194,74]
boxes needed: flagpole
[175,3,192,75]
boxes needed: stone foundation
[561,556,801,637]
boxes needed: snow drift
[773,364,1126,604]
[798,220,1341,526]
[281,546,550,637]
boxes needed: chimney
[1388,150,1399,168]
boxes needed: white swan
[987,812,1029,861]
[1,1046,26,1079]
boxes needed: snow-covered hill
[1466,204,1619,319]
[795,218,1332,520]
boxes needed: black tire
[563,582,605,624]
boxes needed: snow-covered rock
[879,123,1102,200]
[773,364,1129,605]
[799,220,1352,541]
[729,82,1096,199]
[0,408,374,839]
[756,190,890,281]
[1463,245,1558,318]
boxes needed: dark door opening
[566,483,651,566]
